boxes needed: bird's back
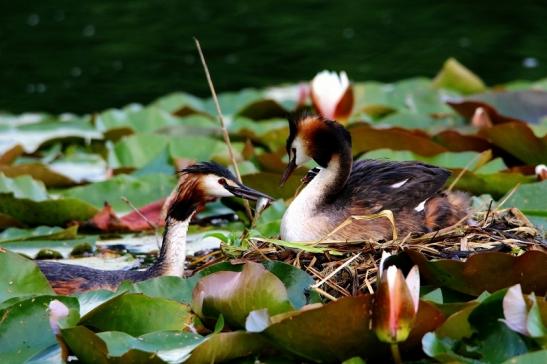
[302,159,462,241]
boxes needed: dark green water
[1,0,546,114]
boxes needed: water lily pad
[0,163,76,187]
[61,173,176,213]
[0,248,54,302]
[432,58,486,94]
[191,261,294,329]
[0,295,78,363]
[479,122,547,165]
[263,295,444,362]
[185,331,268,364]
[0,119,102,154]
[502,181,547,229]
[449,90,547,125]
[405,250,547,296]
[350,123,448,156]
[79,293,193,336]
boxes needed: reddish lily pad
[434,129,492,152]
[479,122,547,165]
[350,123,448,156]
[263,296,444,363]
[405,250,547,296]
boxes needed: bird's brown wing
[339,159,451,212]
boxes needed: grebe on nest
[280,115,468,242]
[38,162,271,294]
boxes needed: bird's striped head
[282,114,351,185]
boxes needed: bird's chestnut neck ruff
[167,175,205,222]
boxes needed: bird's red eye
[218,178,227,185]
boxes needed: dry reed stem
[194,37,253,220]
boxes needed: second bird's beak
[226,182,273,202]
[280,157,297,186]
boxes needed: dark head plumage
[286,114,352,167]
[178,162,236,180]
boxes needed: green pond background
[1,0,546,114]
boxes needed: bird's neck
[319,147,352,197]
[150,187,201,277]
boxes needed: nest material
[186,208,545,300]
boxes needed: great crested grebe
[38,162,272,294]
[280,115,468,242]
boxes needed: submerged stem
[390,343,403,364]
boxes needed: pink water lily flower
[311,70,354,121]
[372,251,420,344]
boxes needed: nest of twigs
[187,207,545,300]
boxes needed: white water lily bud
[48,299,70,334]
[373,251,420,344]
[535,164,547,181]
[311,70,353,121]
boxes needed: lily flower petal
[311,70,353,120]
[373,264,419,344]
[48,299,70,335]
[501,284,530,336]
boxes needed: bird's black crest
[178,162,235,180]
[286,112,307,154]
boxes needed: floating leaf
[79,293,193,336]
[120,276,195,304]
[0,295,78,363]
[502,181,547,229]
[185,331,268,364]
[479,122,547,165]
[449,90,547,125]
[350,123,448,156]
[263,295,444,362]
[501,351,547,364]
[192,261,294,328]
[61,173,176,213]
[112,133,169,168]
[361,149,506,172]
[0,163,76,187]
[0,248,54,302]
[447,170,536,199]
[405,250,547,296]
[432,58,486,94]
[0,119,102,154]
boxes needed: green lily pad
[112,133,169,168]
[0,248,54,302]
[185,331,268,364]
[0,295,79,363]
[61,173,176,213]
[0,119,102,154]
[79,293,193,336]
[432,58,486,94]
[502,181,547,229]
[0,225,78,243]
[119,276,195,304]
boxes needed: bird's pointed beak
[227,182,273,202]
[280,156,297,186]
